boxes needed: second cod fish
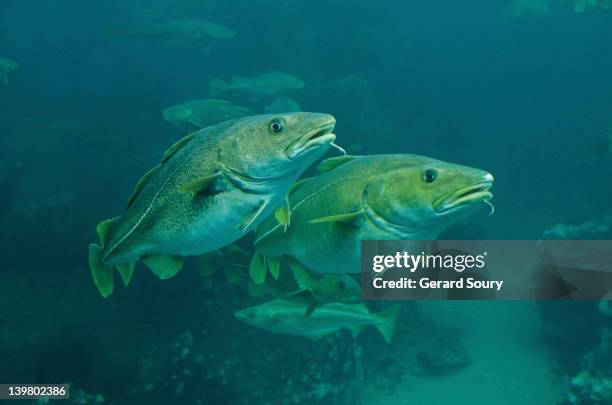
[253,154,494,278]
[89,113,336,297]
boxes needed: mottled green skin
[100,113,335,267]
[255,154,493,274]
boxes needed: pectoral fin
[237,200,268,232]
[305,303,319,318]
[274,202,290,231]
[309,211,363,227]
[142,254,183,279]
[179,172,222,195]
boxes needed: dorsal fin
[161,132,196,163]
[96,217,119,247]
[125,164,160,211]
[317,156,358,174]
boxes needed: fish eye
[337,280,346,289]
[269,118,284,133]
[422,169,437,183]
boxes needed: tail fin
[88,243,114,298]
[208,78,227,97]
[374,304,401,344]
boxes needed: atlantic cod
[208,71,304,101]
[113,19,235,48]
[253,154,494,279]
[235,299,401,343]
[163,99,252,129]
[89,113,336,297]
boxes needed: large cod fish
[253,154,494,279]
[89,113,336,297]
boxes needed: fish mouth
[286,123,336,159]
[433,182,494,214]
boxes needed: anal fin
[115,262,135,286]
[142,254,183,279]
[249,253,267,285]
[267,256,281,280]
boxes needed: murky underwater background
[1,0,612,404]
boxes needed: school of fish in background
[1,0,612,404]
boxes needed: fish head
[234,304,280,329]
[312,274,361,304]
[162,106,191,124]
[203,21,236,40]
[221,112,336,181]
[364,155,494,238]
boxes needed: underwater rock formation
[415,334,471,376]
[563,328,612,404]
